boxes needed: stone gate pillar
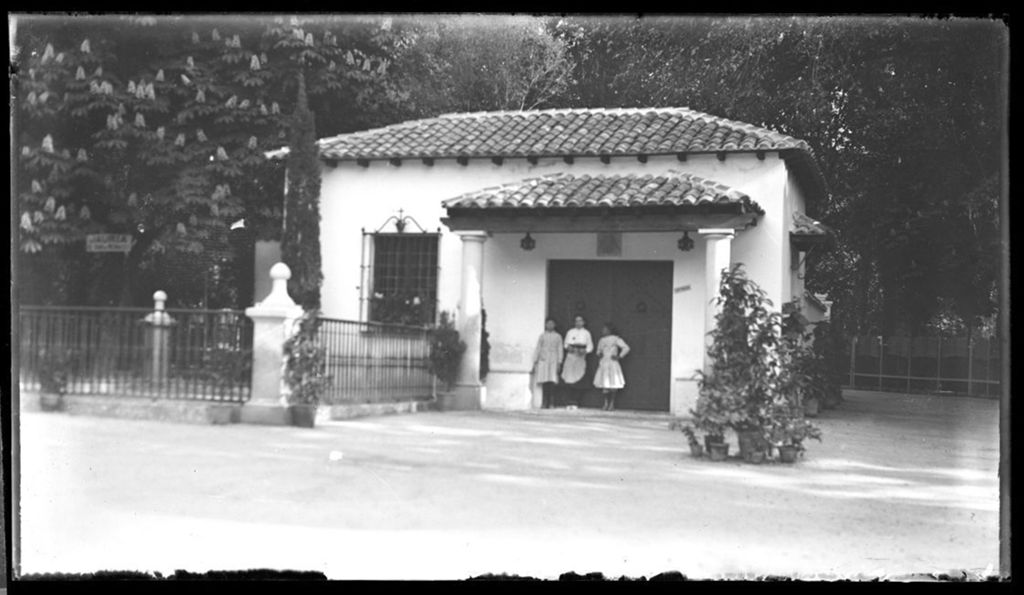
[240,262,304,425]
[143,290,175,386]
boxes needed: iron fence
[18,305,252,402]
[317,317,434,405]
[841,335,1001,398]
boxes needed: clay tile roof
[792,211,832,236]
[443,171,764,214]
[791,211,835,250]
[263,107,829,205]
[314,107,812,161]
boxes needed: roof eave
[780,148,831,208]
[317,148,786,163]
[446,202,758,216]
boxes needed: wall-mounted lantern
[520,232,536,251]
[677,231,694,252]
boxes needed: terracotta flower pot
[688,443,704,458]
[707,442,730,462]
[805,397,820,418]
[290,404,317,428]
[778,444,799,463]
[704,435,724,453]
[738,428,772,463]
[736,429,759,458]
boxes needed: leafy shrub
[370,292,435,326]
[283,310,331,406]
[203,346,252,395]
[691,264,777,442]
[428,311,466,391]
[690,264,822,452]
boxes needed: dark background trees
[549,15,1005,339]
[13,14,1006,339]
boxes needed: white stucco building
[260,107,831,415]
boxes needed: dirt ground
[14,390,1000,580]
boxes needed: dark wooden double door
[547,260,673,412]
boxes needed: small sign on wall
[85,234,133,253]
[596,232,622,257]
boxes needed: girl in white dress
[594,322,630,411]
[561,315,593,408]
[531,318,564,409]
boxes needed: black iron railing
[841,335,1001,398]
[18,305,253,402]
[317,317,434,405]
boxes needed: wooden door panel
[609,261,672,411]
[547,260,672,411]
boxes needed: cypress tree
[281,71,323,311]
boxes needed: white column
[241,262,304,425]
[447,231,487,410]
[700,228,734,373]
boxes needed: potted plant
[771,302,824,461]
[707,439,730,462]
[283,310,330,428]
[37,347,72,412]
[694,267,828,465]
[690,368,735,451]
[670,422,704,458]
[736,425,770,464]
[769,416,822,463]
[691,265,781,463]
[428,311,467,410]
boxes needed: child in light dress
[594,322,630,411]
[531,318,564,409]
[561,314,593,409]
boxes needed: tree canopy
[13,14,398,307]
[13,14,1006,338]
[552,15,1005,336]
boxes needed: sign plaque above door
[596,232,622,257]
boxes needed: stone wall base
[24,393,242,425]
[436,385,484,411]
[325,399,436,420]
[238,402,292,426]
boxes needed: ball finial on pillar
[261,262,297,309]
[270,262,292,281]
[153,290,167,310]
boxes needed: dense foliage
[13,14,398,307]
[692,265,822,452]
[282,310,330,406]
[552,15,1005,337]
[280,72,323,311]
[428,311,467,391]
[388,15,574,114]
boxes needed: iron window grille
[362,232,440,327]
